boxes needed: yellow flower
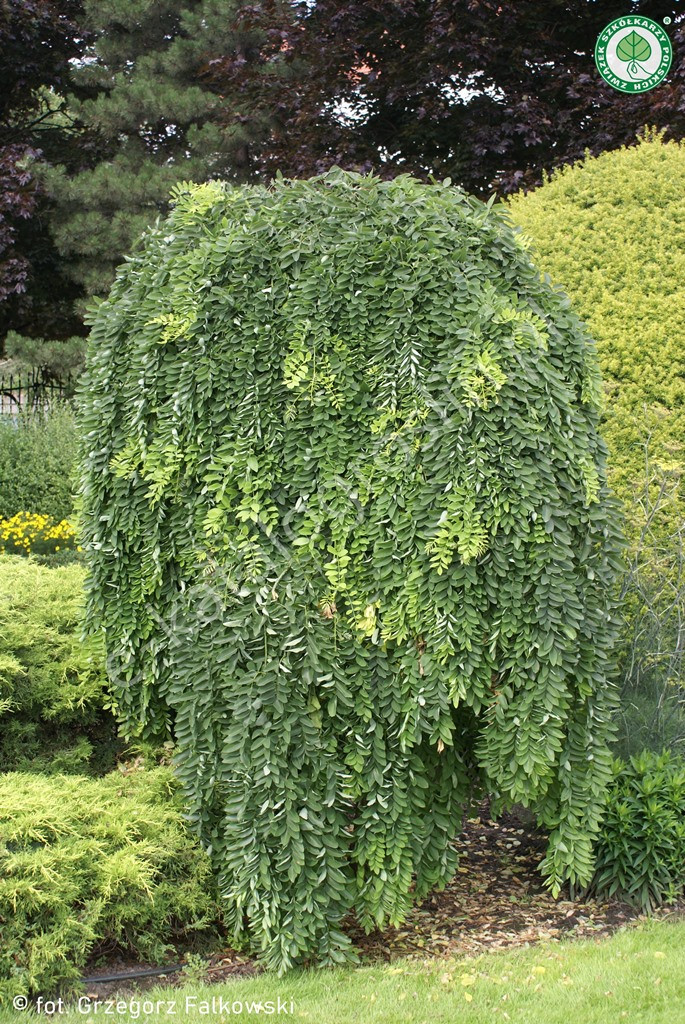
[0,511,79,556]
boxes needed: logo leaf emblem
[616,30,652,78]
[616,30,652,63]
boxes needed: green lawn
[2,918,684,1023]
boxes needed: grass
[2,918,683,1023]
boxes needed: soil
[347,804,651,961]
[80,805,682,1000]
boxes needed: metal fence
[0,371,74,416]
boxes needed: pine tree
[0,0,86,343]
[42,0,294,298]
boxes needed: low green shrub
[590,750,685,911]
[0,768,221,1000]
[0,405,78,521]
[0,556,117,775]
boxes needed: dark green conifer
[43,0,291,296]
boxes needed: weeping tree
[80,171,624,970]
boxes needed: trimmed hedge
[0,406,78,521]
[507,133,685,757]
[80,171,623,970]
[0,556,116,775]
[507,133,685,541]
[0,768,220,999]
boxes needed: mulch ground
[348,804,645,962]
[82,805,681,998]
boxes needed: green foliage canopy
[81,171,623,970]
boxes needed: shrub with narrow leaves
[80,171,624,970]
[590,750,685,911]
[0,406,78,521]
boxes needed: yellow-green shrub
[507,132,685,537]
[0,556,116,774]
[0,768,220,1000]
[507,134,685,754]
